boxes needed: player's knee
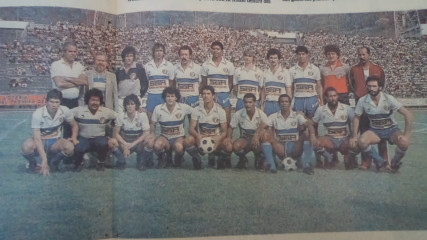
[174,142,184,153]
[21,138,35,154]
[61,140,75,155]
[153,140,164,152]
[183,136,195,148]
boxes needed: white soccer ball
[199,137,216,154]
[282,157,297,171]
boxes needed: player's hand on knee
[398,135,410,148]
[349,137,358,149]
[69,138,79,145]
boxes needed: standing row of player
[21,40,412,175]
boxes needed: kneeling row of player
[22,76,411,176]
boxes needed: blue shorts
[370,126,400,143]
[215,92,231,108]
[293,96,319,118]
[146,93,164,113]
[326,136,349,150]
[280,141,296,158]
[180,95,199,108]
[264,100,280,116]
[235,98,260,112]
[33,138,59,156]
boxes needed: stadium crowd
[1,22,426,97]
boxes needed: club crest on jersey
[136,122,142,127]
[255,74,261,80]
[130,73,137,80]
[162,69,168,74]
[59,117,64,123]
[291,121,297,126]
[212,117,219,123]
[384,105,390,111]
[278,75,283,80]
[308,71,313,76]
[190,72,196,77]
[223,68,229,74]
[100,117,106,124]
[175,113,182,119]
[341,115,347,120]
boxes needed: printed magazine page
[0,0,426,239]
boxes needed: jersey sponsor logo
[130,73,137,80]
[162,69,168,74]
[371,118,393,128]
[209,79,227,86]
[200,127,217,135]
[239,86,257,93]
[327,127,347,137]
[265,87,281,94]
[295,84,314,92]
[278,134,298,142]
[162,126,180,136]
[149,79,167,88]
[178,83,195,91]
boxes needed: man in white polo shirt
[21,89,78,176]
[234,49,263,112]
[145,43,175,120]
[173,45,202,109]
[184,85,227,169]
[311,87,358,170]
[72,88,117,171]
[151,87,193,168]
[50,41,87,138]
[225,93,269,170]
[201,41,234,126]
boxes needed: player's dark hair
[123,94,141,113]
[62,41,77,53]
[295,46,309,54]
[152,43,166,57]
[266,48,282,60]
[366,75,385,88]
[201,85,215,95]
[358,46,371,55]
[243,93,256,102]
[46,89,63,102]
[278,94,291,103]
[162,87,181,102]
[211,41,224,50]
[324,87,338,98]
[324,44,341,57]
[178,45,192,55]
[121,46,136,62]
[84,88,104,105]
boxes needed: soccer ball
[282,157,297,171]
[199,137,216,154]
